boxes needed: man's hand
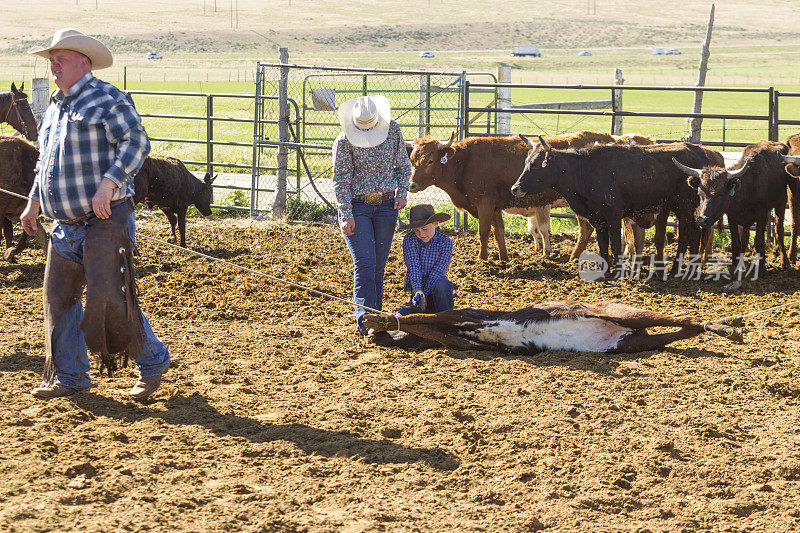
[340,218,355,236]
[20,199,40,236]
[91,178,117,219]
[410,290,426,313]
[394,197,407,210]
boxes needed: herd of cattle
[2,84,800,280]
[406,130,800,275]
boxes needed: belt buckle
[364,192,383,205]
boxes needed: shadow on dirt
[70,392,460,471]
[0,351,44,373]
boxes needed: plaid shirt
[332,119,411,221]
[403,229,453,294]
[30,72,150,221]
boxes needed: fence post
[690,4,714,143]
[612,68,624,135]
[30,77,49,124]
[123,66,127,91]
[497,65,511,135]
[770,88,778,141]
[418,75,427,139]
[206,95,214,178]
[274,47,289,219]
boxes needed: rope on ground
[710,297,800,327]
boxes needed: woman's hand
[340,218,355,236]
[394,197,407,210]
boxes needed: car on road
[146,52,163,60]
[419,51,434,58]
[578,51,592,56]
[666,49,682,55]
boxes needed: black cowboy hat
[398,204,451,230]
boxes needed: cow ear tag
[729,182,737,196]
[440,153,448,164]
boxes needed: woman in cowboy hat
[332,95,412,335]
[396,204,454,316]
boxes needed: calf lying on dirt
[364,301,742,355]
[134,156,216,247]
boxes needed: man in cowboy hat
[19,29,170,400]
[397,204,454,316]
[332,95,411,335]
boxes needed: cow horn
[405,140,415,150]
[672,158,702,178]
[538,135,551,151]
[727,159,751,178]
[438,132,455,150]
[519,133,535,148]
[780,153,800,164]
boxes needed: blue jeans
[342,199,398,334]
[397,277,455,316]
[48,202,170,389]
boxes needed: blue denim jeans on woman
[48,201,170,389]
[342,198,399,334]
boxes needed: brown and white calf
[364,300,741,355]
[781,133,800,262]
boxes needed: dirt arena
[1,214,799,532]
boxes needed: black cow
[673,140,790,271]
[134,156,216,248]
[510,138,717,274]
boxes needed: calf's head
[406,133,454,193]
[194,173,217,216]
[673,158,750,229]
[511,135,557,197]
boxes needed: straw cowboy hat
[338,95,391,148]
[28,28,113,70]
[399,204,451,230]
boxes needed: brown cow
[0,136,48,261]
[781,133,800,262]
[674,140,790,271]
[407,131,647,261]
[364,300,742,354]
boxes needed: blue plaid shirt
[402,229,453,294]
[30,72,150,221]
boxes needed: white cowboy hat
[337,95,391,148]
[28,28,113,70]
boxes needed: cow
[363,300,742,355]
[133,156,216,248]
[511,138,720,274]
[781,133,800,262]
[405,131,647,261]
[674,140,791,272]
[0,136,48,261]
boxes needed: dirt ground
[1,214,799,532]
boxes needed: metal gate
[251,60,467,218]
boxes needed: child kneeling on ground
[397,204,454,315]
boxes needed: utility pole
[690,4,714,143]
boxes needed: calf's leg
[178,207,188,248]
[491,210,509,261]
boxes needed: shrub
[285,196,336,222]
